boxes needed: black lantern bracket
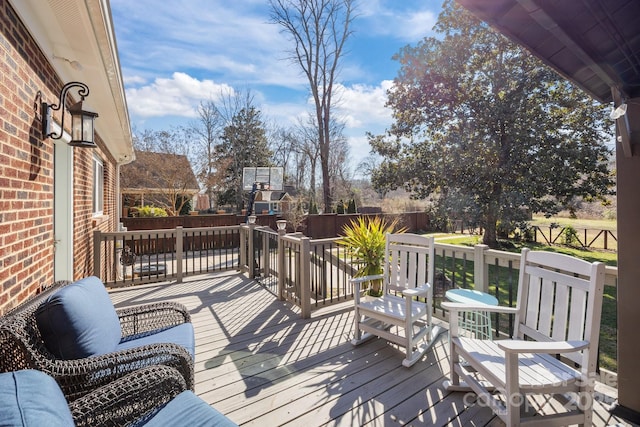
[40,81,99,148]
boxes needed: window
[93,155,104,216]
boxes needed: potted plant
[336,216,406,296]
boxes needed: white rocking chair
[443,248,606,427]
[351,233,442,367]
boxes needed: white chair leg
[352,306,361,343]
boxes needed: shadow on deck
[108,271,631,427]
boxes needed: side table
[445,288,498,340]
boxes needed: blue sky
[110,1,444,170]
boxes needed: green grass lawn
[431,230,618,372]
[530,215,617,231]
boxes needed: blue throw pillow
[0,370,74,426]
[35,276,122,359]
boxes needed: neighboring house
[0,0,134,314]
[120,150,200,216]
[253,189,293,214]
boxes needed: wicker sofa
[0,277,194,401]
[0,365,236,426]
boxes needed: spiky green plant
[336,216,407,295]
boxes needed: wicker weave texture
[69,364,187,427]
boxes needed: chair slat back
[384,234,435,295]
[514,249,605,367]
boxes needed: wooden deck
[109,271,631,427]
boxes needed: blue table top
[445,288,498,306]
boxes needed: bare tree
[188,100,223,210]
[123,128,199,216]
[293,114,320,206]
[269,0,356,213]
[328,121,353,207]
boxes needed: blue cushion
[0,370,74,426]
[35,276,122,359]
[116,323,195,360]
[144,391,237,427]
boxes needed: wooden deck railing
[94,226,241,287]
[95,224,617,324]
[94,223,618,379]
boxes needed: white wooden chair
[443,248,606,427]
[351,233,442,367]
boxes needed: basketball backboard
[242,167,283,191]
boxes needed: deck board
[108,271,633,427]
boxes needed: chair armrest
[69,365,187,427]
[118,302,191,337]
[350,275,384,297]
[403,283,430,297]
[442,302,517,314]
[497,339,589,354]
[48,342,194,402]
[350,274,384,285]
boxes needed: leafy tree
[369,0,614,247]
[176,195,192,216]
[214,106,272,210]
[347,198,357,213]
[269,0,355,213]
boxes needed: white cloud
[335,80,394,129]
[126,72,235,118]
[358,1,437,42]
[123,75,147,86]
[111,0,432,171]
[111,0,304,90]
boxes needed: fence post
[93,230,102,278]
[261,228,269,278]
[248,217,256,278]
[239,226,247,273]
[300,236,311,319]
[474,244,489,293]
[277,221,287,301]
[176,226,183,283]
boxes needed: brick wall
[0,1,120,315]
[0,1,57,314]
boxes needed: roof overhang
[455,0,640,156]
[10,0,134,164]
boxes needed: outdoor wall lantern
[41,81,99,147]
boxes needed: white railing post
[176,226,184,283]
[474,244,489,293]
[277,221,287,301]
[300,236,311,319]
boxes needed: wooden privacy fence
[121,211,431,239]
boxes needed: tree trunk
[482,204,499,248]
